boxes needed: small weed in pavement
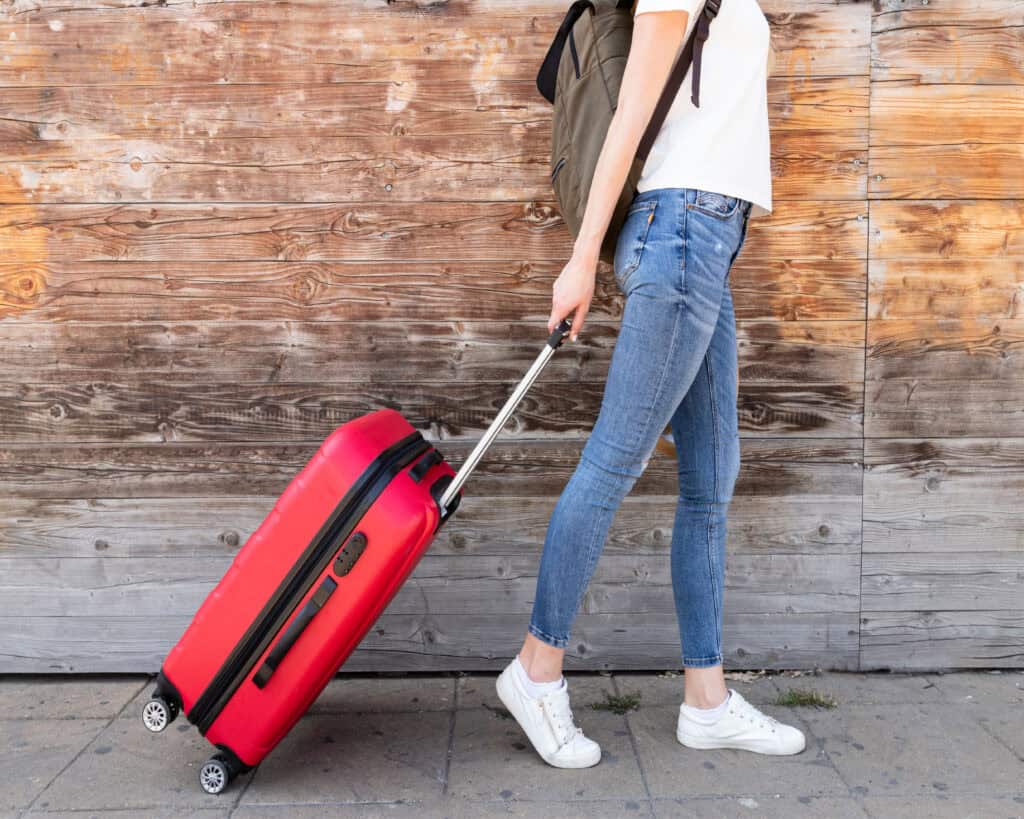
[591,691,641,714]
[774,687,837,708]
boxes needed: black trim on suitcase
[252,575,338,689]
[188,430,433,735]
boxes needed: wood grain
[1,0,1021,672]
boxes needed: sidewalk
[1,669,1021,818]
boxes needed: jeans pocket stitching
[689,192,741,221]
[616,201,657,291]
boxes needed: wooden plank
[0,0,870,87]
[869,260,1024,320]
[871,82,1024,146]
[860,610,1024,671]
[0,318,866,383]
[865,319,1024,437]
[0,130,863,203]
[0,380,865,443]
[0,437,863,499]
[870,144,1024,200]
[864,438,1024,554]
[0,76,865,143]
[0,201,868,263]
[861,552,1024,612]
[870,200,1024,259]
[0,258,869,324]
[0,488,864,559]
[872,0,1024,84]
[0,612,861,673]
[0,553,862,618]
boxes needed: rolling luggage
[140,319,574,794]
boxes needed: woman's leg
[668,277,741,708]
[523,188,740,679]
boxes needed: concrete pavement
[1,669,1022,818]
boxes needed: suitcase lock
[334,531,368,577]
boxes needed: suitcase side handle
[251,575,338,689]
[437,318,572,515]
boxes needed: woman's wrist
[572,235,602,266]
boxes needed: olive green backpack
[537,0,721,264]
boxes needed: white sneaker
[495,660,602,768]
[676,688,806,755]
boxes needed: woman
[495,0,806,768]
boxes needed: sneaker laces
[735,696,781,732]
[540,685,584,747]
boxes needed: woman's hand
[544,10,689,343]
[548,242,599,342]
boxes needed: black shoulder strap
[636,0,721,161]
[536,1,596,105]
[536,0,723,159]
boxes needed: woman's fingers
[570,302,588,341]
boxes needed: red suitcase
[140,319,573,794]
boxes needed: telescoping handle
[438,318,573,514]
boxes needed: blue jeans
[529,187,753,668]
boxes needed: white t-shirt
[633,0,773,218]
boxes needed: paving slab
[236,798,653,818]
[120,675,455,721]
[628,704,848,799]
[446,706,646,803]
[611,671,781,708]
[239,710,451,805]
[967,702,1024,761]
[929,670,1024,705]
[0,675,147,720]
[35,717,253,811]
[770,670,944,706]
[652,794,870,818]
[24,810,229,819]
[0,718,108,810]
[798,701,1023,798]
[309,675,455,714]
[861,795,1024,819]
[456,672,614,711]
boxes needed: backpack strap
[636,0,721,161]
[536,0,596,104]
[537,0,722,158]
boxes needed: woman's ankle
[682,664,728,709]
[518,633,565,683]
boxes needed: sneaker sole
[676,728,805,755]
[496,671,602,769]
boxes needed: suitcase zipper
[188,430,432,735]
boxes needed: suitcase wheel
[199,754,235,795]
[141,696,178,733]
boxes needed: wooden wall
[0,0,1020,673]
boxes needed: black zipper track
[188,430,432,734]
[551,156,566,182]
[568,28,581,78]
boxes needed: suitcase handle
[251,575,338,689]
[438,318,573,514]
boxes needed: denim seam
[679,194,688,296]
[683,653,724,667]
[528,622,569,649]
[704,351,723,648]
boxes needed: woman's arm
[548,9,692,340]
